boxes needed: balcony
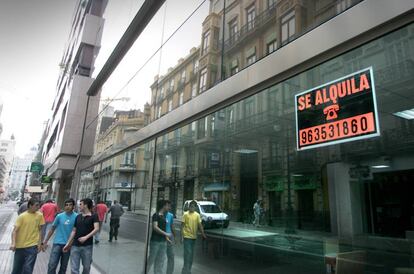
[221,3,277,53]
[118,163,136,173]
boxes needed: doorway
[239,152,258,223]
[365,169,414,238]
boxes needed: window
[202,31,210,54]
[193,60,199,73]
[199,68,207,92]
[157,106,161,118]
[1,143,7,147]
[229,19,238,42]
[168,100,173,112]
[169,79,174,91]
[267,39,277,54]
[230,59,239,76]
[336,0,352,13]
[191,83,197,98]
[268,0,276,8]
[181,70,186,83]
[246,53,256,66]
[281,10,295,44]
[179,92,184,105]
[246,5,256,31]
[160,86,164,97]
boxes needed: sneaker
[109,239,112,242]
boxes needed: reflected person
[181,200,207,274]
[165,200,176,274]
[145,199,172,274]
[108,200,124,242]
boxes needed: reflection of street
[95,212,325,274]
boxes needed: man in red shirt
[94,200,108,244]
[40,199,59,240]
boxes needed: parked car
[183,200,229,228]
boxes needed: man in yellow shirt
[10,197,45,274]
[181,200,206,274]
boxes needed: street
[0,203,326,274]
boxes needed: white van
[183,200,229,228]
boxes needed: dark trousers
[109,218,120,240]
[12,245,38,274]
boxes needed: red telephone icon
[323,104,339,120]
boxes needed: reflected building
[91,108,150,209]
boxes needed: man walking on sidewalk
[165,200,176,274]
[94,200,108,244]
[41,199,60,240]
[63,198,99,274]
[181,200,207,274]
[145,199,172,274]
[43,198,77,274]
[107,200,124,242]
[9,197,45,274]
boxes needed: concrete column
[327,162,363,239]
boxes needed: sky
[0,0,208,157]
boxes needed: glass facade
[77,1,414,273]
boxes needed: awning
[203,182,230,192]
[27,186,47,193]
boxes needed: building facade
[42,0,108,206]
[0,135,16,200]
[88,108,151,209]
[76,0,414,273]
[8,147,37,193]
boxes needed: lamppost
[128,171,133,211]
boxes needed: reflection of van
[183,200,229,228]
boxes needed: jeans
[146,240,166,274]
[109,218,120,241]
[11,245,38,274]
[166,241,174,274]
[182,239,196,274]
[48,244,70,274]
[70,245,93,274]
[95,221,103,242]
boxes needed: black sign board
[295,67,380,150]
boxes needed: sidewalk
[0,211,101,274]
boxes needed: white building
[9,147,37,192]
[0,135,16,199]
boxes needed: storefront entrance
[365,169,414,238]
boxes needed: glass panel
[79,141,155,273]
[152,0,209,122]
[222,0,364,80]
[148,23,414,273]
